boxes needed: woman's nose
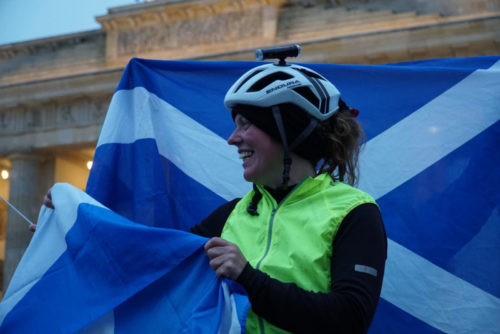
[227,129,240,146]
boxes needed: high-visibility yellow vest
[221,173,376,334]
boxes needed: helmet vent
[248,72,294,92]
[293,67,324,80]
[293,87,319,108]
[234,69,264,93]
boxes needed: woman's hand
[204,237,247,280]
[30,188,54,233]
[43,189,54,209]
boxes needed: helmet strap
[272,106,292,189]
[289,118,318,151]
[272,106,320,189]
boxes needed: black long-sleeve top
[190,191,387,333]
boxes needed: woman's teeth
[239,151,253,160]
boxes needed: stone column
[2,154,43,291]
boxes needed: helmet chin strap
[272,106,318,189]
[272,106,291,189]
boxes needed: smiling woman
[191,48,387,334]
[36,45,387,333]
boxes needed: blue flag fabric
[1,57,499,333]
[0,183,248,333]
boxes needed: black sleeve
[236,203,387,334]
[189,198,240,237]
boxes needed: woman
[42,61,386,333]
[192,62,387,333]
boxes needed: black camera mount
[255,44,301,66]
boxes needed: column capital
[7,152,44,162]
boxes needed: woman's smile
[239,150,253,162]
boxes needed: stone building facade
[0,0,499,291]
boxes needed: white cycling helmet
[224,63,341,121]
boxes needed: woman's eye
[238,119,250,129]
[235,115,251,130]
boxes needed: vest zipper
[255,180,308,269]
[253,180,308,334]
[255,197,277,334]
[255,206,277,270]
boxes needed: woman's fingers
[204,237,247,280]
[43,189,54,209]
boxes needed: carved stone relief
[0,96,110,136]
[117,10,262,56]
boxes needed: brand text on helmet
[265,80,301,94]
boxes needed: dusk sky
[0,0,139,45]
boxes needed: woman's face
[227,114,283,188]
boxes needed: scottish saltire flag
[1,56,499,333]
[0,183,247,333]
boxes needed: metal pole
[0,195,34,226]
